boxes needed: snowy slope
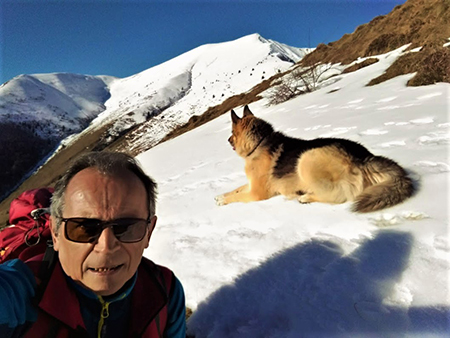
[0,73,114,138]
[93,33,311,151]
[137,45,450,337]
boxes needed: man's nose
[94,227,120,252]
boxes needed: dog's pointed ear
[243,105,254,117]
[231,109,240,124]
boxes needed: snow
[0,73,114,138]
[136,45,450,337]
[93,33,311,151]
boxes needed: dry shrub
[368,45,450,86]
[266,63,334,105]
[408,47,450,86]
[365,33,409,56]
[343,58,379,74]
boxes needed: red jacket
[24,257,173,338]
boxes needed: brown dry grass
[302,0,450,66]
[342,58,379,74]
[368,45,450,86]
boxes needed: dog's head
[228,105,273,158]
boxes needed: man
[0,152,186,337]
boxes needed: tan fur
[215,106,415,212]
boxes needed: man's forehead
[62,167,148,216]
[68,167,139,186]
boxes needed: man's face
[50,167,156,296]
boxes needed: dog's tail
[352,156,415,213]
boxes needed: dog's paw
[215,194,227,206]
[298,195,312,204]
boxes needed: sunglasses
[62,217,151,243]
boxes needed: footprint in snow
[376,96,397,103]
[359,129,389,136]
[369,211,429,227]
[417,92,443,100]
[410,117,434,125]
[285,128,298,133]
[319,126,357,137]
[377,105,401,111]
[433,236,450,252]
[378,140,406,148]
[304,125,331,132]
[417,131,450,146]
[413,161,450,173]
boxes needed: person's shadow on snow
[187,230,449,338]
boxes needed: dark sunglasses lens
[65,218,101,243]
[112,219,148,243]
[65,218,149,243]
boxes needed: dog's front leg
[215,184,249,206]
[215,180,270,206]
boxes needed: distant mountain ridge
[0,33,310,202]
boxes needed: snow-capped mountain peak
[94,33,311,151]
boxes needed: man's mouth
[88,264,123,273]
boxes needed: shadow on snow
[187,230,449,338]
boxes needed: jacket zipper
[97,296,110,338]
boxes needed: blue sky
[0,0,406,84]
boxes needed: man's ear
[145,216,157,248]
[49,216,60,252]
[243,105,253,117]
[231,109,240,125]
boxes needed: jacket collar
[129,258,168,335]
[38,261,86,330]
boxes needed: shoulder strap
[33,242,57,307]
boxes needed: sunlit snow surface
[138,46,450,337]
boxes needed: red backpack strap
[130,258,173,336]
[150,263,174,338]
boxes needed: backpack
[0,187,54,263]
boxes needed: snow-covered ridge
[93,33,311,151]
[0,72,114,138]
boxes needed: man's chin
[82,267,127,296]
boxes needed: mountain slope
[302,0,450,66]
[92,33,311,153]
[300,0,450,87]
[0,34,310,225]
[0,73,114,200]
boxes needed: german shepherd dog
[215,105,415,212]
